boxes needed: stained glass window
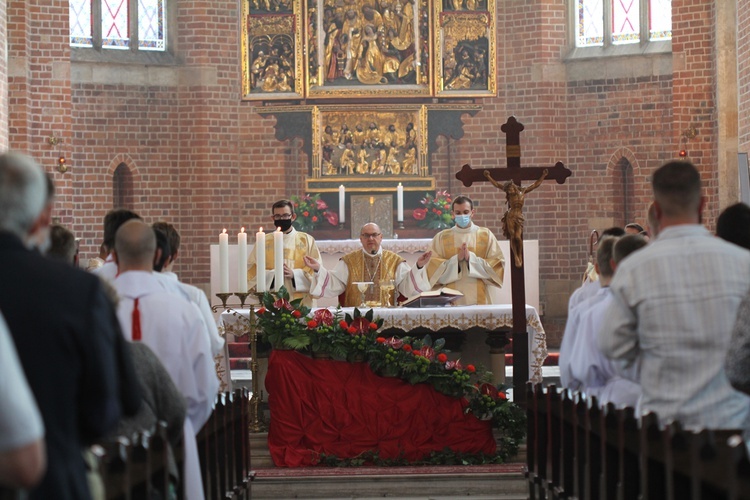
[577,0,603,47]
[575,0,671,49]
[70,0,166,52]
[612,0,639,44]
[70,0,93,47]
[138,0,165,50]
[649,0,672,41]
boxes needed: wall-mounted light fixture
[48,136,69,173]
[678,126,698,158]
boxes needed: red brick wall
[4,0,730,346]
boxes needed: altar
[219,303,547,384]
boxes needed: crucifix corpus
[455,116,571,406]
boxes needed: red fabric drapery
[266,350,496,467]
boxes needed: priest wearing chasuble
[306,223,432,306]
[246,200,322,307]
[427,195,505,305]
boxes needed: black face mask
[274,219,293,232]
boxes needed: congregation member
[567,226,626,313]
[645,202,660,240]
[46,223,79,265]
[247,199,322,306]
[624,222,644,235]
[0,152,137,499]
[93,208,141,280]
[0,312,45,490]
[305,222,431,306]
[564,234,647,408]
[599,161,750,430]
[153,221,229,389]
[426,195,504,305]
[112,219,218,500]
[716,202,750,251]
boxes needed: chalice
[379,279,396,307]
[353,281,374,308]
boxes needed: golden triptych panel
[242,0,496,100]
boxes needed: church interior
[5,0,750,497]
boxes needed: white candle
[238,227,248,292]
[273,227,284,292]
[219,228,229,293]
[397,183,404,222]
[339,185,346,223]
[255,227,266,293]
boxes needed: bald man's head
[114,219,156,271]
[359,222,383,254]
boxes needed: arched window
[113,163,134,209]
[612,157,634,225]
[70,0,166,51]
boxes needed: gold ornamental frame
[433,1,496,97]
[242,0,305,100]
[305,104,434,193]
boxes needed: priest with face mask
[426,195,505,305]
[246,199,322,307]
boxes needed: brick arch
[107,155,139,210]
[606,148,641,226]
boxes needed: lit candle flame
[241,227,245,233]
[275,226,282,232]
[369,196,374,205]
[222,228,226,234]
[259,226,263,232]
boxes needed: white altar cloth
[218,303,547,383]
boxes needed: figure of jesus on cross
[455,116,571,405]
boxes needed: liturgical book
[402,287,464,308]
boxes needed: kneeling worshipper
[111,220,218,500]
[305,222,431,306]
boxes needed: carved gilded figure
[402,144,416,174]
[340,144,356,174]
[356,147,369,173]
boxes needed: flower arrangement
[253,287,526,452]
[291,193,339,233]
[412,190,455,230]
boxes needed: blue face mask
[454,214,471,228]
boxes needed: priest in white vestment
[247,200,322,306]
[306,223,431,306]
[426,196,504,305]
[111,220,218,500]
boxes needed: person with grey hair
[599,161,750,430]
[111,219,217,500]
[46,224,79,265]
[0,152,138,500]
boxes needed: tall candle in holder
[256,227,266,292]
[339,185,346,223]
[397,183,404,222]
[219,228,229,293]
[237,227,248,292]
[273,227,284,292]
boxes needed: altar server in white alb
[247,199,322,307]
[111,220,218,500]
[305,222,432,306]
[427,196,505,305]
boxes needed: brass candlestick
[215,293,232,309]
[234,292,251,308]
[248,304,267,433]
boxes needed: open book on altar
[402,287,464,308]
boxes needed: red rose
[412,208,426,220]
[436,210,442,215]
[347,326,358,335]
[291,310,302,318]
[339,320,349,329]
[312,216,318,222]
[403,344,412,352]
[437,353,448,363]
[307,320,318,329]
[324,211,339,226]
[498,391,507,400]
[256,307,266,315]
[303,211,310,217]
[313,309,335,326]
[369,322,378,330]
[273,298,292,311]
[466,364,476,373]
[376,337,386,343]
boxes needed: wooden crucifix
[455,116,571,406]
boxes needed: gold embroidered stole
[426,227,493,304]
